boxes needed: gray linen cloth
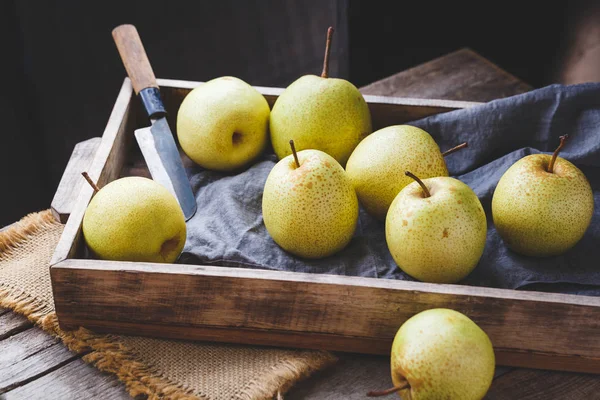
[180,83,600,296]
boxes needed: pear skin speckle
[391,309,495,400]
[386,177,487,283]
[492,154,594,256]
[177,76,270,171]
[82,177,187,263]
[262,150,358,259]
[346,125,449,220]
[270,75,372,166]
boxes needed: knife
[112,24,197,220]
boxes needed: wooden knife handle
[112,24,158,95]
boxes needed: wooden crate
[50,78,600,374]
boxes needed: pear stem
[405,171,431,198]
[82,172,100,193]
[367,382,410,397]
[289,140,300,168]
[321,27,334,78]
[547,134,569,173]
[442,142,468,157]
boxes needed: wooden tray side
[50,79,134,264]
[51,260,600,373]
[158,78,481,131]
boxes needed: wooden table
[1,48,598,399]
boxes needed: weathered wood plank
[51,259,600,373]
[287,356,513,399]
[0,312,33,341]
[50,138,102,223]
[158,78,480,131]
[2,358,131,400]
[360,48,533,102]
[159,79,481,133]
[0,327,80,394]
[486,368,600,399]
[287,354,391,400]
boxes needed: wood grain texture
[287,357,513,399]
[486,368,600,399]
[51,259,600,373]
[157,78,480,130]
[50,79,134,265]
[360,48,533,102]
[0,327,80,394]
[112,24,158,95]
[287,353,391,399]
[1,358,131,400]
[0,312,33,340]
[50,138,101,223]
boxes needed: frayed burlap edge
[0,210,200,400]
[0,210,339,400]
[0,210,62,259]
[235,351,338,400]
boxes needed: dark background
[1,0,597,226]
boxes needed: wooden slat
[287,353,391,400]
[486,368,600,399]
[361,95,480,130]
[288,360,512,400]
[2,358,131,400]
[50,138,102,223]
[0,327,80,394]
[158,78,481,131]
[51,259,600,373]
[0,312,33,341]
[49,79,134,265]
[360,48,533,102]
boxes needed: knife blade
[135,119,197,220]
[112,24,197,220]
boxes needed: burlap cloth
[0,210,337,399]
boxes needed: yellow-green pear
[177,76,270,171]
[386,173,487,283]
[269,27,372,166]
[346,125,466,220]
[82,176,186,263]
[262,142,358,258]
[492,135,594,256]
[368,309,495,399]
